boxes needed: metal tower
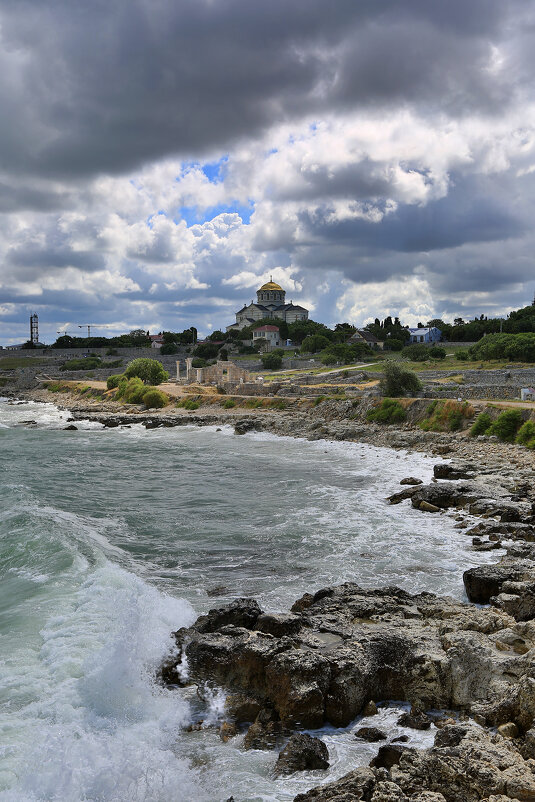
[30,313,39,345]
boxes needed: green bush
[124,358,168,385]
[160,342,178,355]
[269,399,287,409]
[455,350,469,361]
[487,409,524,442]
[261,353,283,370]
[107,373,124,390]
[142,388,169,409]
[245,398,262,408]
[515,420,535,449]
[300,334,331,354]
[178,398,200,410]
[380,361,421,397]
[313,395,326,406]
[401,344,430,361]
[60,356,102,371]
[366,398,406,424]
[117,376,147,404]
[470,412,493,437]
[429,346,446,360]
[222,399,236,408]
[191,358,207,368]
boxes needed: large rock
[294,724,535,802]
[275,733,329,775]
[163,584,535,731]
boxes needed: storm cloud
[0,0,534,342]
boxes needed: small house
[252,325,280,348]
[408,327,442,344]
[520,388,535,402]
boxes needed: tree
[429,346,446,359]
[261,352,283,370]
[380,362,421,397]
[124,358,169,385]
[402,344,430,361]
[160,342,178,355]
[300,334,331,353]
[193,342,220,359]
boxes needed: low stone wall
[422,384,523,400]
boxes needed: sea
[0,397,496,802]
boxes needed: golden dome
[259,280,283,291]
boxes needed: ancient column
[175,360,180,381]
[186,357,193,382]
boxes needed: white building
[227,278,309,331]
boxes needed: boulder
[355,726,387,742]
[400,477,423,486]
[275,733,329,775]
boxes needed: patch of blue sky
[179,155,229,184]
[177,201,253,227]
[146,211,167,229]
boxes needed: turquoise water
[0,398,492,801]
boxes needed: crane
[78,324,109,338]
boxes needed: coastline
[8,388,535,801]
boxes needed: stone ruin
[174,358,263,387]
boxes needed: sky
[1,0,535,345]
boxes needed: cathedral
[226,278,309,331]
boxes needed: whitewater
[0,398,496,801]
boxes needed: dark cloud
[0,0,530,180]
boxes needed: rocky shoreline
[9,388,535,800]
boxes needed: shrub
[160,342,178,355]
[455,350,469,361]
[261,353,283,370]
[222,399,236,408]
[142,388,169,409]
[178,398,200,410]
[429,346,446,360]
[300,334,331,354]
[60,356,102,371]
[117,377,147,404]
[245,398,262,408]
[420,400,474,432]
[401,344,430,361]
[193,343,220,360]
[516,420,535,449]
[385,338,404,352]
[380,361,421,397]
[192,358,207,368]
[107,373,124,390]
[470,412,493,437]
[239,345,257,355]
[124,358,168,385]
[314,395,326,406]
[269,399,287,409]
[487,409,524,442]
[366,398,406,424]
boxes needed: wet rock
[63,423,78,430]
[433,462,474,480]
[165,583,532,733]
[362,700,378,716]
[497,722,519,739]
[397,711,431,730]
[419,501,441,513]
[293,767,376,801]
[225,693,262,723]
[275,733,329,775]
[243,708,286,750]
[400,477,423,486]
[463,561,530,604]
[219,721,238,741]
[256,613,302,638]
[370,744,411,769]
[388,486,420,505]
[195,598,262,633]
[355,726,387,742]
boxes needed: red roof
[253,325,279,332]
